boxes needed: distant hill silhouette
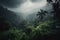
[0,6,21,27]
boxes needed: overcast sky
[0,0,50,18]
[7,0,47,15]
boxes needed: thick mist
[0,0,52,20]
[6,0,48,19]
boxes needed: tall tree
[47,0,60,26]
[47,0,60,39]
[37,9,48,21]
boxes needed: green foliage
[35,20,53,35]
[1,27,28,40]
[0,20,55,40]
[0,15,57,40]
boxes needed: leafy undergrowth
[0,20,57,40]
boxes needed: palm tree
[37,9,48,21]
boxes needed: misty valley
[0,0,60,40]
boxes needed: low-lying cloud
[9,0,47,16]
[0,0,51,19]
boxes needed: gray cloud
[0,0,24,8]
[31,0,42,2]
